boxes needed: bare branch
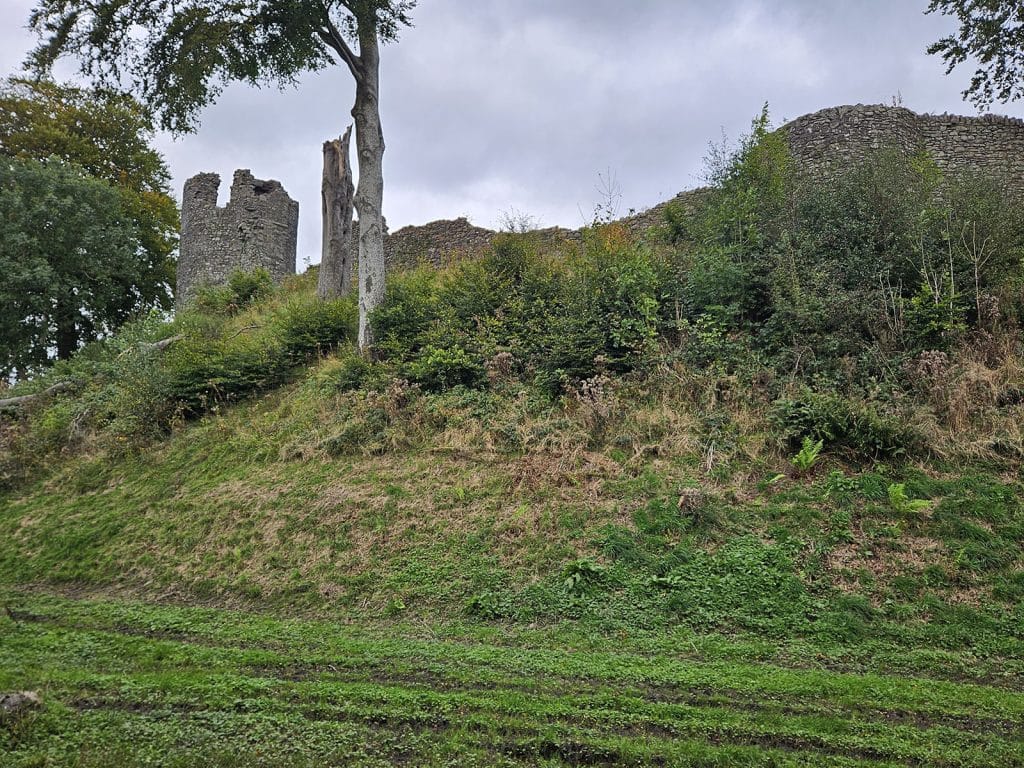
[138,334,185,352]
[317,2,364,83]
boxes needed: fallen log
[0,381,75,411]
[138,334,184,353]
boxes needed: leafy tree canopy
[0,77,178,310]
[0,157,150,376]
[27,1,415,134]
[27,0,416,350]
[927,0,1024,107]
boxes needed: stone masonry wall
[379,190,709,270]
[384,217,496,270]
[782,104,1024,194]
[177,170,299,306]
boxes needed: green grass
[3,281,1024,764]
[2,378,1023,657]
[2,593,1023,767]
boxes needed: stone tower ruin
[177,169,299,306]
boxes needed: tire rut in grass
[245,660,1024,742]
[66,692,1005,767]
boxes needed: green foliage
[372,227,665,395]
[791,436,824,474]
[315,347,390,392]
[274,294,358,362]
[28,2,417,134]
[194,269,276,315]
[657,538,811,635]
[0,76,178,304]
[0,77,178,373]
[163,294,356,413]
[562,559,605,597]
[904,278,968,349]
[632,497,689,536]
[887,482,931,516]
[0,157,156,375]
[403,345,484,392]
[321,405,389,456]
[666,107,1024,378]
[0,279,358,485]
[771,391,917,460]
[927,0,1024,108]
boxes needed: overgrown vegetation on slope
[3,109,1024,765]
[6,110,1024,471]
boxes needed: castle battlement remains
[177,170,299,306]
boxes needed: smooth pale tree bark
[315,9,388,352]
[351,25,386,352]
[318,126,356,300]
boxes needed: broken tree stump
[318,126,356,300]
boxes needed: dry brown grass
[906,330,1024,462]
[821,533,989,605]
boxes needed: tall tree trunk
[352,24,386,353]
[54,303,78,360]
[318,126,356,300]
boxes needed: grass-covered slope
[2,266,1022,764]
[4,119,1024,765]
[1,355,1023,648]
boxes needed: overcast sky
[3,0,1023,267]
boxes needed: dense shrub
[274,295,357,362]
[403,345,484,391]
[770,390,919,459]
[371,225,666,394]
[193,268,275,316]
[664,107,1024,376]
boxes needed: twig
[228,324,261,340]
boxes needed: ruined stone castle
[177,170,299,307]
[175,105,1024,304]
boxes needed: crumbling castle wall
[383,218,500,269]
[378,192,709,270]
[783,104,1024,194]
[382,106,1024,270]
[177,170,299,306]
[178,106,1024,289]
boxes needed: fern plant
[791,436,824,474]
[887,483,931,516]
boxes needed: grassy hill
[3,126,1024,765]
